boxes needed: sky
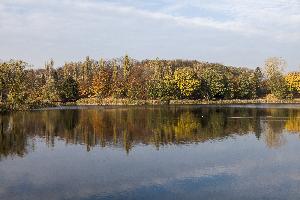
[0,0,299,70]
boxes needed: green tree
[42,60,59,102]
[0,60,28,110]
[59,76,79,102]
[148,63,179,100]
[201,67,227,100]
[235,70,257,99]
[147,59,164,99]
[116,55,132,98]
[254,67,264,97]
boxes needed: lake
[1,105,300,200]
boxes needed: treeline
[0,56,299,111]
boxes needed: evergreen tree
[123,54,131,79]
[59,76,79,102]
[254,67,264,97]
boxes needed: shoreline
[73,98,300,106]
[76,98,300,105]
[3,98,300,113]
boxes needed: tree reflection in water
[1,106,300,159]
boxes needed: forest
[0,55,299,112]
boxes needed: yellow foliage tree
[174,67,200,98]
[285,72,300,94]
[92,61,111,98]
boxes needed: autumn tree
[148,61,179,100]
[147,59,164,99]
[161,65,179,99]
[285,72,300,96]
[41,60,59,102]
[123,54,131,79]
[174,67,201,99]
[264,57,288,99]
[234,70,257,99]
[127,65,148,99]
[25,68,47,106]
[110,60,121,98]
[201,67,227,100]
[0,56,296,112]
[0,60,28,110]
[116,55,133,98]
[92,59,111,98]
[78,56,94,97]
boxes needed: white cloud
[1,0,299,39]
[0,0,299,69]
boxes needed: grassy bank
[2,98,300,113]
[0,101,57,113]
[76,97,300,106]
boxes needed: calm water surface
[1,105,300,200]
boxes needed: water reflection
[1,105,300,159]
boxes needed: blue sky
[0,0,299,70]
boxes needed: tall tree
[42,60,59,102]
[254,67,264,97]
[78,56,93,97]
[123,54,131,79]
[92,59,111,98]
[264,57,288,99]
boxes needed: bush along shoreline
[75,97,300,106]
[1,56,300,113]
